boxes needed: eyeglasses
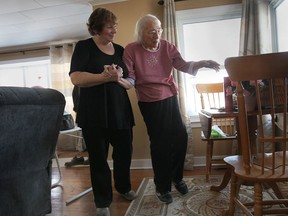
[147,28,163,36]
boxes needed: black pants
[138,96,188,193]
[81,126,133,208]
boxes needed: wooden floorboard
[50,168,154,216]
[49,150,226,216]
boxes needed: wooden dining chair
[223,51,288,216]
[196,83,238,181]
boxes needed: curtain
[239,0,272,55]
[163,0,194,170]
[238,0,273,153]
[50,44,75,114]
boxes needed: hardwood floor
[49,150,226,216]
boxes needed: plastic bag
[211,125,227,138]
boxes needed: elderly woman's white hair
[134,14,162,43]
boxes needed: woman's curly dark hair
[87,8,117,36]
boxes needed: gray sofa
[0,87,65,216]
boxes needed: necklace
[142,42,160,52]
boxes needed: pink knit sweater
[123,39,197,102]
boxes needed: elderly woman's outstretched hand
[195,60,220,72]
[203,60,220,72]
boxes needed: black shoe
[155,191,173,204]
[173,180,189,195]
[120,190,137,201]
[64,156,84,167]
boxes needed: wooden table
[200,109,258,192]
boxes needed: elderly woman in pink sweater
[123,14,220,204]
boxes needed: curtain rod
[0,44,74,55]
[158,0,184,5]
[0,47,49,55]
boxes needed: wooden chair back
[196,83,225,110]
[196,82,237,181]
[196,83,235,137]
[225,52,288,174]
[224,51,288,215]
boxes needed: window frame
[270,0,287,52]
[176,4,242,58]
[175,4,242,122]
[0,56,51,88]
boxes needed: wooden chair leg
[206,140,214,181]
[253,182,263,216]
[228,173,237,216]
[210,166,232,191]
[267,182,287,203]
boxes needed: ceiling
[0,0,127,51]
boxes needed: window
[0,57,51,88]
[176,4,242,118]
[271,0,288,52]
